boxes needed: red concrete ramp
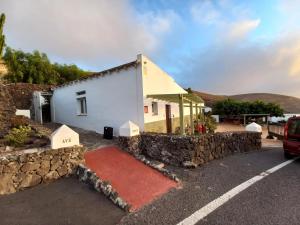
[84,146,178,211]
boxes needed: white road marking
[177,158,298,225]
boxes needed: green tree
[3,47,89,84]
[3,47,60,84]
[213,99,283,117]
[53,63,89,84]
[0,13,5,58]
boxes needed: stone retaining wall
[119,132,261,167]
[0,84,16,137]
[0,146,85,195]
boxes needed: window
[152,102,158,115]
[76,90,86,95]
[144,106,149,113]
[76,90,87,115]
[288,119,300,135]
[77,97,87,115]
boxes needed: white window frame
[152,101,158,116]
[76,91,87,116]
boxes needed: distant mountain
[194,91,300,113]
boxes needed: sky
[1,0,300,97]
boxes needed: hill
[194,91,300,113]
[192,91,226,107]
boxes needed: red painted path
[84,146,178,211]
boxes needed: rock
[19,174,41,188]
[36,161,50,176]
[21,162,40,172]
[0,164,3,173]
[12,173,26,184]
[50,160,62,171]
[57,165,68,177]
[182,161,197,168]
[44,171,60,183]
[0,173,16,194]
[3,162,21,173]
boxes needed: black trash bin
[103,126,113,139]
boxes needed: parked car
[283,116,300,158]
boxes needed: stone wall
[5,83,52,109]
[119,132,262,167]
[0,146,85,195]
[0,84,16,137]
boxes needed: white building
[35,54,204,136]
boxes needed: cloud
[0,0,179,70]
[190,0,220,25]
[226,19,260,41]
[178,32,300,97]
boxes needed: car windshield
[288,119,300,136]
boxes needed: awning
[147,93,204,105]
[147,93,204,135]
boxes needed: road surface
[1,147,299,225]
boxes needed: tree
[3,47,60,84]
[3,47,89,84]
[0,13,5,58]
[53,63,89,84]
[213,99,284,117]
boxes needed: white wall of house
[51,65,144,136]
[139,54,194,124]
[143,98,201,123]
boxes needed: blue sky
[1,0,300,97]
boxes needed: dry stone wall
[6,83,52,109]
[0,146,85,195]
[119,132,262,167]
[0,84,16,137]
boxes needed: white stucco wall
[143,98,200,123]
[140,55,187,96]
[139,54,202,124]
[51,65,144,136]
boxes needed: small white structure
[51,125,80,149]
[245,122,262,133]
[269,114,300,123]
[211,115,219,123]
[16,109,31,118]
[119,121,140,137]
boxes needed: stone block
[51,125,80,149]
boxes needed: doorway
[165,104,172,133]
[33,91,52,124]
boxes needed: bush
[4,126,32,147]
[198,112,217,133]
[10,115,30,128]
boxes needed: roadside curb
[133,154,181,183]
[76,164,131,212]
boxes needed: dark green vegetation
[0,12,89,84]
[213,99,284,117]
[0,13,5,58]
[3,47,90,84]
[195,91,300,114]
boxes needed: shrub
[198,112,217,133]
[4,126,32,147]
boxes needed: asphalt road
[1,147,299,225]
[120,147,300,225]
[0,178,125,225]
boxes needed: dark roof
[54,60,139,89]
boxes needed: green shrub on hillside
[4,126,31,147]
